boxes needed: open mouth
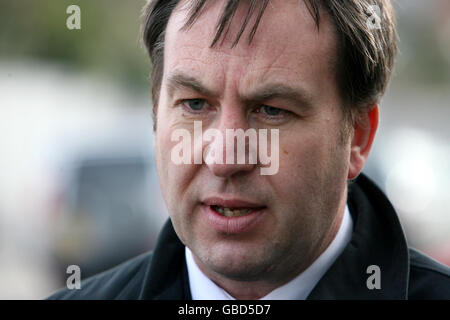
[202,198,267,233]
[210,205,262,217]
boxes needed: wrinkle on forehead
[169,0,331,51]
[173,0,323,47]
[164,0,338,101]
[167,0,337,62]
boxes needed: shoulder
[408,248,450,300]
[47,251,153,300]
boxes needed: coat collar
[138,219,190,300]
[307,174,410,299]
[140,173,410,300]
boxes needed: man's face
[155,0,351,283]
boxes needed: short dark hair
[142,0,397,130]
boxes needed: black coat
[48,174,450,299]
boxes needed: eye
[253,104,295,124]
[261,105,282,116]
[181,99,207,111]
[255,105,288,117]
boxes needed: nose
[205,108,257,178]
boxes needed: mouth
[210,205,256,217]
[201,197,267,234]
[202,197,266,217]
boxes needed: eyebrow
[166,71,313,111]
[166,72,219,98]
[243,83,314,111]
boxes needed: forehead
[163,0,338,93]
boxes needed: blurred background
[0,0,449,299]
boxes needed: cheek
[155,126,171,166]
[271,131,348,234]
[274,130,346,198]
[155,123,198,214]
[154,127,170,208]
[277,135,323,180]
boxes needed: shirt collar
[185,205,353,300]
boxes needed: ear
[348,105,379,180]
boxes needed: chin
[212,261,271,282]
[199,243,275,282]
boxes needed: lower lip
[202,205,266,234]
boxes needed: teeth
[212,206,253,217]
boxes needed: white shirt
[185,205,354,300]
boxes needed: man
[49,0,450,299]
